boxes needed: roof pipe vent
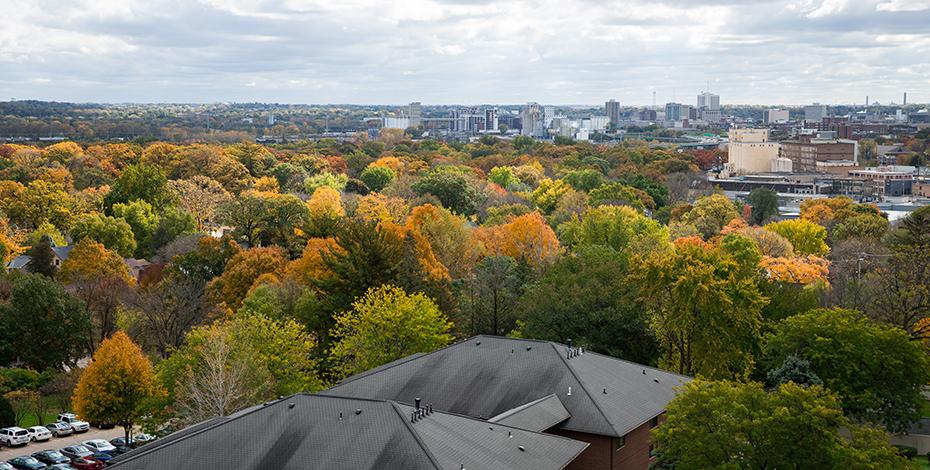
[355,409,362,415]
[415,398,421,410]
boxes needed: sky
[2,0,930,106]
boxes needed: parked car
[109,437,130,447]
[88,421,115,430]
[110,444,132,456]
[68,457,104,470]
[59,445,94,461]
[6,456,47,470]
[90,452,112,464]
[31,450,70,466]
[132,433,156,446]
[81,440,116,454]
[42,424,71,439]
[47,465,72,470]
[0,428,31,447]
[25,427,51,443]
[55,414,89,433]
[0,463,12,470]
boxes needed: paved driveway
[0,428,123,462]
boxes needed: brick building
[325,336,689,470]
[780,134,858,173]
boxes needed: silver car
[45,422,73,437]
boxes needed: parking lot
[0,428,123,462]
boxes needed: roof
[324,335,690,438]
[489,394,570,432]
[6,255,31,270]
[109,394,587,470]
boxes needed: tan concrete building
[726,128,781,175]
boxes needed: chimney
[415,398,421,410]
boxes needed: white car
[56,413,90,433]
[26,425,52,442]
[0,427,31,446]
[83,439,117,453]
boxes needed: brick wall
[549,416,663,470]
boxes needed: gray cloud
[1,0,928,105]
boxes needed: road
[0,428,123,462]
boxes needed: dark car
[59,445,94,460]
[31,450,69,465]
[90,452,112,464]
[110,445,132,456]
[68,458,104,470]
[7,456,47,470]
[47,465,72,470]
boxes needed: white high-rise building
[804,104,828,123]
[764,109,790,124]
[697,92,721,122]
[726,128,781,175]
[543,105,556,127]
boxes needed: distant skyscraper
[697,92,721,122]
[406,102,422,128]
[804,103,827,123]
[605,99,621,127]
[267,113,275,125]
[521,103,543,137]
[485,108,499,132]
[543,105,555,127]
[665,103,691,122]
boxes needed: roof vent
[526,346,532,351]
[518,446,525,452]
[602,388,607,394]
[642,369,646,375]
[511,349,514,354]
[355,409,362,415]
[288,403,295,409]
[339,412,343,420]
[567,386,572,396]
[653,378,660,384]
[508,431,512,438]
[476,341,481,346]
[415,398,421,410]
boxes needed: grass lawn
[921,398,930,419]
[918,455,930,470]
[18,412,59,428]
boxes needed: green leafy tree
[24,234,58,277]
[359,165,395,192]
[71,212,137,257]
[530,178,572,214]
[149,207,196,254]
[764,308,930,432]
[304,172,348,193]
[747,188,778,225]
[653,380,913,470]
[519,246,659,364]
[488,166,520,189]
[0,395,13,428]
[562,169,606,192]
[558,205,669,254]
[588,182,651,210]
[112,200,159,257]
[0,273,91,370]
[329,285,452,377]
[412,171,483,216]
[73,331,164,443]
[104,163,174,211]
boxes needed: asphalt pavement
[0,427,123,462]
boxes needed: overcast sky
[2,0,930,106]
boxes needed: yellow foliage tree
[759,255,830,285]
[307,186,344,217]
[354,193,408,224]
[406,203,477,279]
[285,238,341,287]
[73,331,164,442]
[207,247,289,310]
[475,212,560,268]
[58,238,131,284]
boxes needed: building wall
[727,129,780,174]
[550,418,660,470]
[781,138,857,173]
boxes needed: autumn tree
[558,205,669,255]
[653,380,912,470]
[73,331,164,443]
[406,203,477,279]
[329,285,452,377]
[765,219,830,256]
[474,212,560,268]
[764,308,930,432]
[637,237,766,379]
[207,246,289,311]
[359,165,395,192]
[680,193,741,239]
[412,170,483,216]
[58,238,132,351]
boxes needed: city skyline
[2,0,930,105]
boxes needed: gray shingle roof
[489,394,570,432]
[109,394,586,470]
[325,335,690,438]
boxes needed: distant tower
[904,92,907,106]
[866,96,869,107]
[605,100,621,126]
[652,90,657,110]
[267,113,275,125]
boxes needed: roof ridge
[389,401,444,470]
[580,350,693,381]
[488,393,559,422]
[549,342,619,437]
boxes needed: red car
[70,457,105,470]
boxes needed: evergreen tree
[25,234,57,277]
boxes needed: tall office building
[543,105,556,127]
[520,103,543,137]
[406,102,422,128]
[665,103,691,122]
[697,92,721,122]
[485,108,499,132]
[605,99,621,127]
[804,104,828,123]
